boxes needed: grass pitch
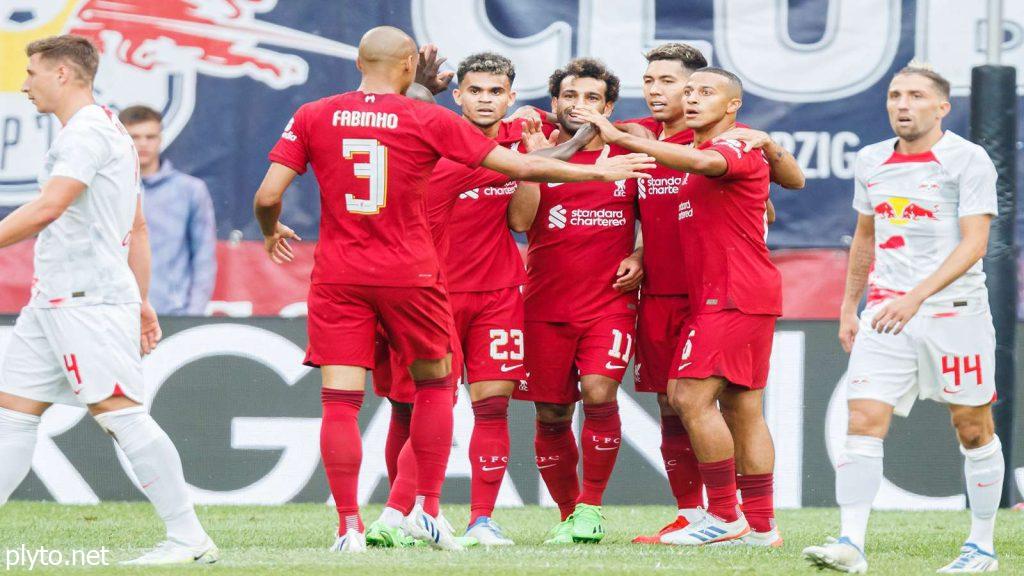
[1,503,1021,574]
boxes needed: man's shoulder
[856,138,899,170]
[934,131,994,172]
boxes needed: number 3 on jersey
[343,138,387,214]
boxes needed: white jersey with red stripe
[852,131,997,312]
[31,104,142,309]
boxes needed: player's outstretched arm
[507,182,540,232]
[254,163,302,264]
[573,108,727,176]
[839,213,875,352]
[870,214,992,335]
[480,144,655,183]
[0,177,85,249]
[127,195,161,355]
[613,226,644,293]
[715,127,805,190]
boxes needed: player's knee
[847,407,888,438]
[656,393,675,417]
[579,378,617,404]
[408,355,452,380]
[951,412,993,449]
[535,402,572,423]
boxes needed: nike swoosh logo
[678,362,692,371]
[605,362,626,370]
[141,477,159,489]
[595,445,619,451]
[481,465,506,472]
[537,463,558,469]
[977,480,999,488]
[547,182,565,187]
[866,182,880,188]
[500,364,523,373]
[943,387,962,394]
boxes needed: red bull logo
[873,197,938,226]
[1,0,357,204]
[878,235,905,250]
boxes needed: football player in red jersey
[578,67,785,546]
[622,44,802,546]
[510,58,644,545]
[254,27,655,552]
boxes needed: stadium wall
[4,316,1021,509]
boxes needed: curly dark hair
[457,52,515,85]
[547,58,620,103]
[645,43,707,72]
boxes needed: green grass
[0,503,1021,574]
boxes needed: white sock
[0,407,40,504]
[379,506,404,528]
[94,406,208,547]
[962,436,1003,553]
[836,435,883,551]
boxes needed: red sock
[469,396,510,524]
[578,401,622,506]
[411,375,454,517]
[385,403,412,485]
[738,473,774,532]
[699,458,739,522]
[385,440,417,515]
[535,419,579,520]
[661,414,703,509]
[320,389,364,534]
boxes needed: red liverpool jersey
[524,145,640,322]
[268,91,497,287]
[678,137,781,316]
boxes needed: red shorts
[305,283,453,369]
[635,294,691,394]
[513,313,637,405]
[673,310,776,389]
[451,287,526,383]
[372,326,463,404]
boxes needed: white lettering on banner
[771,131,860,180]
[826,372,966,510]
[411,0,572,99]
[577,0,712,98]
[916,1,1024,96]
[143,324,320,504]
[714,0,901,102]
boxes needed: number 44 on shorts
[942,354,983,388]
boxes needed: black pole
[970,64,1018,506]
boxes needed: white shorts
[846,305,996,417]
[0,304,142,406]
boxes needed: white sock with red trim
[94,406,208,547]
[0,407,39,504]
[963,436,1003,553]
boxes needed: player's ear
[937,100,951,119]
[550,97,558,115]
[452,88,463,106]
[355,57,364,73]
[507,90,517,107]
[727,97,742,115]
[602,101,615,117]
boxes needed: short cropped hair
[25,35,99,84]
[695,66,743,91]
[548,58,620,103]
[895,61,951,99]
[645,43,708,72]
[457,52,516,85]
[119,105,163,127]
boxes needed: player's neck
[660,115,688,139]
[357,77,403,95]
[470,117,501,139]
[556,129,604,151]
[55,91,96,126]
[895,127,945,155]
[692,116,736,147]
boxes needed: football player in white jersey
[0,35,218,565]
[804,64,1002,574]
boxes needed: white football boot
[802,536,868,574]
[121,537,219,565]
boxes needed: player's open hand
[416,44,454,94]
[140,301,162,356]
[521,117,559,153]
[595,147,656,181]
[613,252,644,293]
[570,108,623,144]
[505,105,544,124]
[715,127,772,152]
[264,222,301,264]
[870,294,923,335]
[838,308,859,353]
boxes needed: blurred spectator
[120,105,217,316]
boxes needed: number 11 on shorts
[608,329,633,362]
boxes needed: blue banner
[1,0,1021,248]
